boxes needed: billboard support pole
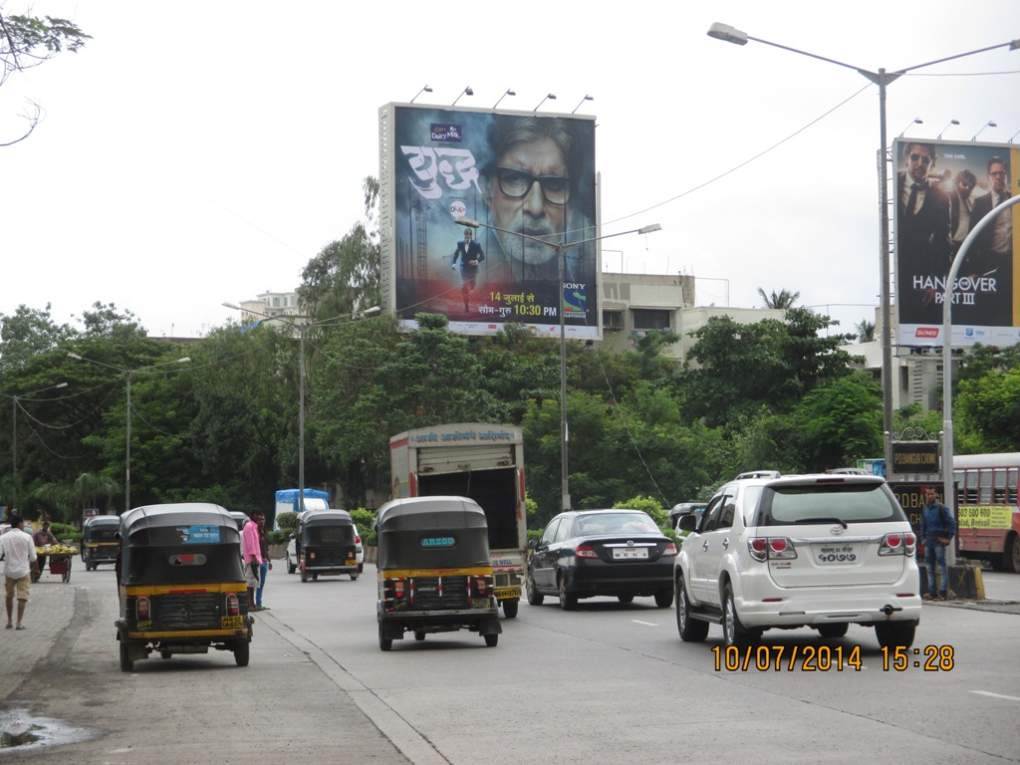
[557,242,570,512]
[942,194,1020,566]
[875,71,896,479]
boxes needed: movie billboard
[894,140,1020,347]
[379,104,599,338]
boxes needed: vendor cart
[48,555,72,583]
[33,545,78,583]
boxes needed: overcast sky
[4,0,1019,337]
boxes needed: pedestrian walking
[1,514,39,630]
[240,514,263,610]
[254,512,272,611]
[920,485,956,600]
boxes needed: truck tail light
[226,593,240,617]
[575,544,598,559]
[136,596,150,621]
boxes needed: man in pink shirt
[240,515,263,610]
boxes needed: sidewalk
[0,578,76,701]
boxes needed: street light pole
[222,303,380,516]
[10,382,69,509]
[941,195,1020,566]
[456,219,661,510]
[707,22,1020,477]
[68,353,190,512]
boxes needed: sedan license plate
[612,548,649,560]
[815,544,858,565]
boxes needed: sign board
[891,441,940,475]
[957,506,1014,529]
[379,103,599,338]
[893,139,1020,348]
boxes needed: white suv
[674,474,921,648]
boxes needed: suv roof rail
[735,470,782,480]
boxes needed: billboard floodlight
[452,86,473,106]
[971,120,997,141]
[410,85,432,104]
[571,94,594,114]
[936,119,960,139]
[533,93,557,112]
[492,88,516,110]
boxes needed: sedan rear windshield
[756,483,905,526]
[575,513,659,536]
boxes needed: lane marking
[970,690,1020,702]
[632,619,658,627]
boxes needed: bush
[267,529,290,546]
[276,512,299,534]
[50,522,81,543]
[349,508,377,546]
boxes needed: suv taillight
[136,596,150,620]
[748,537,797,562]
[879,532,916,556]
[575,544,598,559]
[226,593,240,617]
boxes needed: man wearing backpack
[920,486,956,600]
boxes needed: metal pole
[877,72,895,477]
[11,397,17,509]
[942,195,1020,567]
[298,329,306,515]
[125,374,132,513]
[558,245,571,512]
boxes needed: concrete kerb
[256,609,446,765]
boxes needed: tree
[789,373,883,472]
[757,288,800,309]
[855,319,875,342]
[0,304,73,373]
[299,177,381,321]
[0,11,90,146]
[956,366,1020,453]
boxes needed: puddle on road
[0,709,92,754]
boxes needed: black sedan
[527,510,676,610]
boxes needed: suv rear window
[755,483,905,526]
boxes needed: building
[599,272,785,363]
[234,290,306,328]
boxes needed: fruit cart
[35,544,78,584]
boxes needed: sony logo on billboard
[430,123,462,142]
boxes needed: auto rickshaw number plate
[221,615,244,629]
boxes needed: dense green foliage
[4,179,1016,529]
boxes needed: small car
[527,509,676,610]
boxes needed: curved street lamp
[221,303,380,514]
[67,353,190,512]
[455,218,660,511]
[708,21,1020,477]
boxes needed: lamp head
[708,22,749,45]
[67,352,83,361]
[638,223,662,235]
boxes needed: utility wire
[597,83,873,230]
[21,420,77,460]
[14,398,96,431]
[593,350,672,510]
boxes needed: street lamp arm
[746,34,869,74]
[67,352,126,374]
[942,194,1020,565]
[898,39,1020,74]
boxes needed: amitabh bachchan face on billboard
[894,139,1020,347]
[379,104,598,338]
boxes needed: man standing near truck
[920,485,956,600]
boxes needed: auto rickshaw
[376,496,502,651]
[115,502,253,672]
[82,515,121,571]
[296,509,359,582]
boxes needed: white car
[675,473,921,648]
[286,520,364,574]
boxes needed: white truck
[389,423,527,618]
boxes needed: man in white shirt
[1,515,38,630]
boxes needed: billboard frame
[378,102,602,340]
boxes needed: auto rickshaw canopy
[375,496,490,571]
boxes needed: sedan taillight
[574,544,598,559]
[661,542,678,556]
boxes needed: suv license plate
[612,548,648,560]
[815,544,858,565]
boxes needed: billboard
[379,103,599,338]
[894,139,1020,347]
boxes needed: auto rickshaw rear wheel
[160,649,172,660]
[484,633,498,647]
[502,599,519,618]
[312,573,318,581]
[119,638,133,672]
[233,640,250,667]
[300,570,309,583]
[378,623,392,652]
[414,631,425,641]
[350,573,359,581]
